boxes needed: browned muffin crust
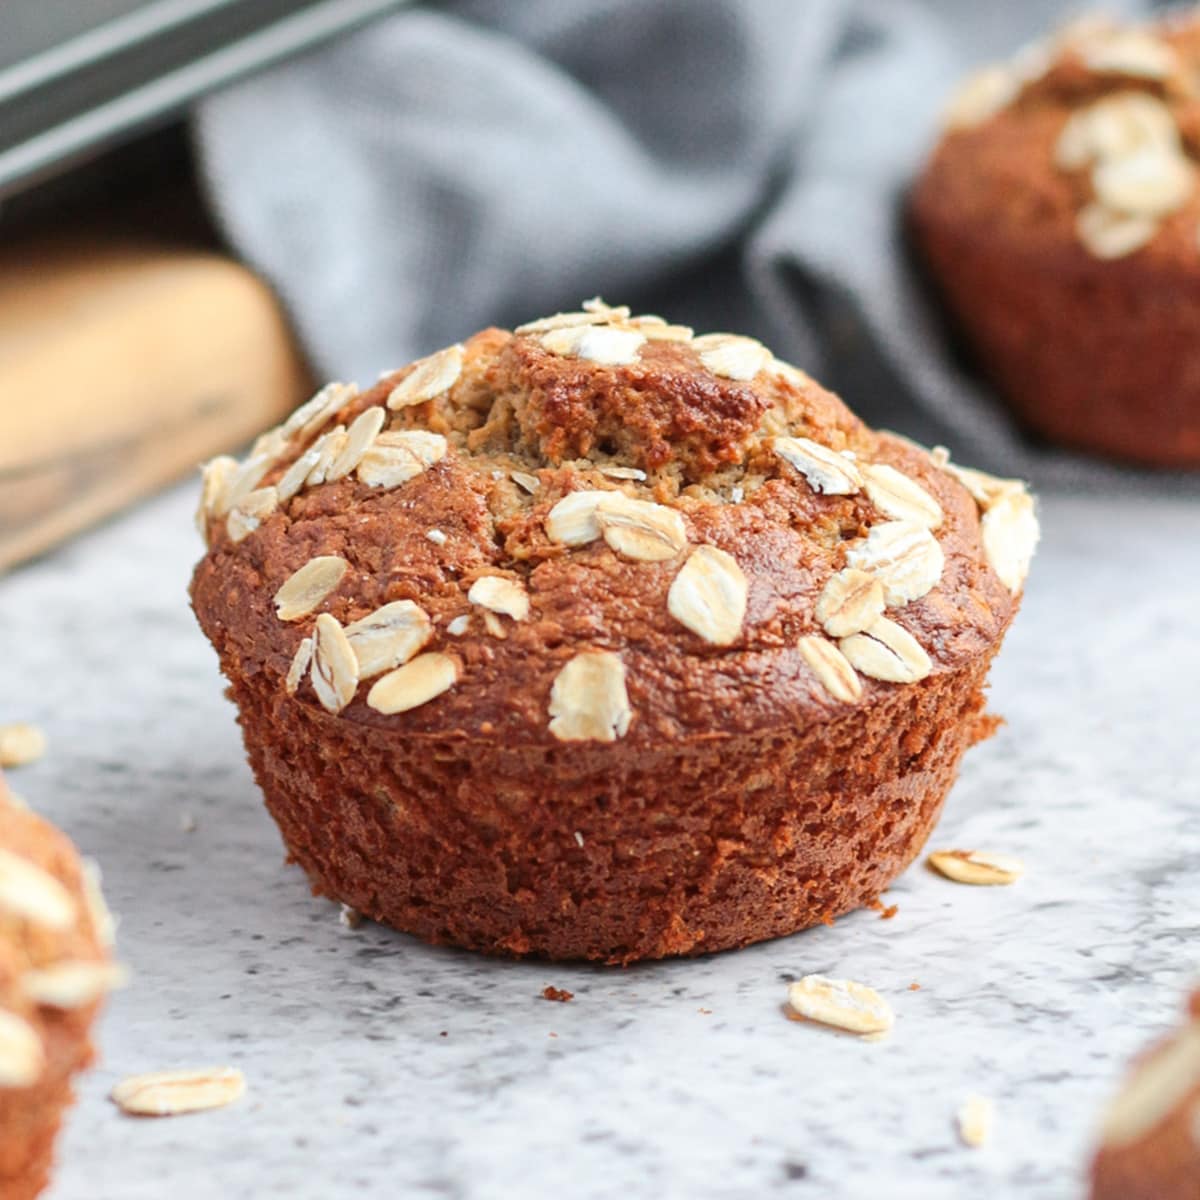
[912,12,1200,467]
[191,301,1035,962]
[0,778,118,1200]
[1091,989,1200,1200]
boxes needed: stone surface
[1,481,1196,1200]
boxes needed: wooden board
[0,239,309,572]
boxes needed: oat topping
[366,652,458,715]
[511,471,541,493]
[226,486,278,543]
[942,65,1021,131]
[772,436,862,494]
[0,848,76,929]
[446,615,470,637]
[594,494,688,562]
[22,961,128,1009]
[111,1067,246,1117]
[311,614,359,714]
[357,430,447,488]
[860,463,943,529]
[548,651,632,743]
[0,723,47,768]
[692,333,772,381]
[283,380,356,441]
[815,569,885,639]
[957,1094,995,1148]
[1076,204,1159,259]
[195,455,237,537]
[540,324,646,366]
[797,636,863,704]
[0,1010,45,1088]
[545,490,687,561]
[327,405,386,481]
[786,974,894,1036]
[344,601,433,678]
[1080,28,1178,80]
[839,616,932,684]
[426,528,448,545]
[81,859,117,948]
[274,556,349,621]
[220,454,273,516]
[928,849,1025,885]
[468,576,531,621]
[980,489,1039,592]
[387,343,464,409]
[845,520,944,607]
[306,427,349,487]
[597,466,647,481]
[1100,1021,1200,1148]
[667,545,747,646]
[285,638,313,696]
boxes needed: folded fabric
[196,0,1194,489]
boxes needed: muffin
[190,299,1037,964]
[0,776,120,1200]
[1091,989,1200,1200]
[912,12,1200,467]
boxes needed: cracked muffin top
[190,299,1036,745]
[921,11,1200,263]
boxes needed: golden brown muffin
[1091,989,1200,1200]
[0,775,120,1200]
[912,12,1200,467]
[190,300,1037,964]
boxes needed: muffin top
[190,300,1034,745]
[919,11,1200,263]
[0,777,118,1091]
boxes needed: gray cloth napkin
[195,0,1190,488]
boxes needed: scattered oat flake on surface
[0,723,47,768]
[861,463,943,529]
[541,986,574,1003]
[927,849,1024,885]
[815,568,885,639]
[426,528,448,545]
[327,405,386,481]
[1076,202,1158,259]
[845,520,944,606]
[285,637,313,696]
[446,615,470,637]
[339,904,363,929]
[111,1067,245,1117]
[786,975,894,1036]
[596,494,687,562]
[981,489,1039,593]
[511,471,541,493]
[957,1094,995,1148]
[573,831,585,848]
[693,333,772,381]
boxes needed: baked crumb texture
[1090,989,1200,1200]
[0,780,117,1200]
[913,11,1200,466]
[191,300,1035,963]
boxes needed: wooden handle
[0,240,310,573]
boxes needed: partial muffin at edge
[1091,989,1200,1200]
[0,776,118,1200]
[911,11,1200,467]
[190,300,1037,963]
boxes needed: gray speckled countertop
[3,481,1198,1200]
